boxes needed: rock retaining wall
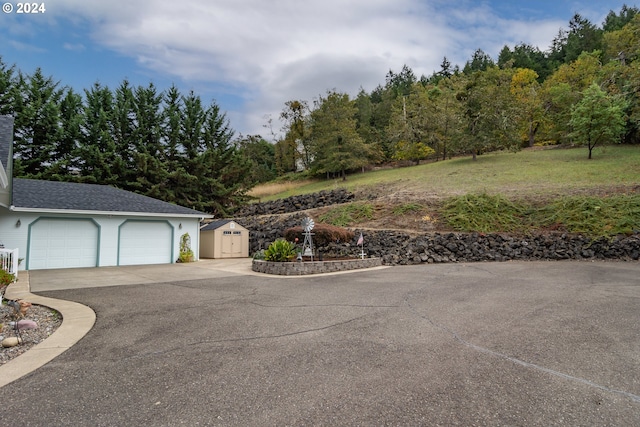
[357,231,640,265]
[237,189,354,216]
[252,257,382,275]
[238,214,640,265]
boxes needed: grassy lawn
[252,145,640,202]
[248,146,640,237]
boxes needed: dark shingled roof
[12,178,208,217]
[0,115,13,170]
[201,219,235,231]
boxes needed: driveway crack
[403,290,640,404]
[188,313,371,345]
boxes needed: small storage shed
[200,220,249,259]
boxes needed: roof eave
[9,206,213,219]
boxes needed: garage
[28,218,99,270]
[200,220,249,259]
[118,220,174,266]
[1,114,212,270]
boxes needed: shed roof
[201,219,246,231]
[12,178,209,218]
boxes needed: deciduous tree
[510,68,545,147]
[458,67,519,160]
[569,83,627,159]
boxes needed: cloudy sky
[0,0,633,137]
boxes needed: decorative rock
[2,336,22,347]
[10,319,38,330]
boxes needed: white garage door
[118,221,173,266]
[29,218,99,270]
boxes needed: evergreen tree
[565,14,603,63]
[354,88,384,164]
[431,77,464,160]
[49,88,83,178]
[367,84,395,160]
[197,100,251,214]
[463,49,495,74]
[385,64,417,97]
[162,85,182,162]
[498,43,553,81]
[111,80,136,186]
[0,57,16,115]
[76,83,119,185]
[602,4,639,32]
[236,135,277,184]
[131,83,167,198]
[167,90,207,209]
[310,91,371,179]
[12,68,63,177]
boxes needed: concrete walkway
[27,258,258,292]
[1,271,96,388]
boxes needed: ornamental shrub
[264,239,297,262]
[177,233,195,263]
[0,269,15,286]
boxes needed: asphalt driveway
[3,261,640,426]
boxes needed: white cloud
[42,0,616,136]
[63,43,86,52]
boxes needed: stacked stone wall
[231,191,640,266]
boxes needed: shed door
[29,218,99,270]
[221,230,243,257]
[119,221,173,266]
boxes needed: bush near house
[0,269,15,287]
[177,233,195,263]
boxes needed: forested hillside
[275,6,640,175]
[0,5,638,215]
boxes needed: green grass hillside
[250,146,640,238]
[252,146,640,202]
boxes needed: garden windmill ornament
[301,217,315,261]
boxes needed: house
[200,219,249,259]
[0,115,213,270]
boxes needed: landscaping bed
[252,257,382,275]
[0,300,62,366]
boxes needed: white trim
[9,206,212,219]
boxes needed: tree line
[0,5,638,215]
[0,64,269,215]
[274,5,638,175]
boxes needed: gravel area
[1,293,62,366]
